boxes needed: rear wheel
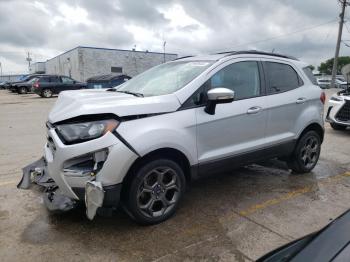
[126,158,186,225]
[288,130,321,174]
[330,123,347,130]
[42,89,53,98]
[18,87,27,94]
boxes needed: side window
[49,76,56,82]
[181,61,261,109]
[209,61,261,100]
[302,67,318,85]
[61,76,74,84]
[265,62,302,94]
[39,77,50,83]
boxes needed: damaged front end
[18,157,77,213]
[18,152,109,220]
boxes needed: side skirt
[195,140,296,178]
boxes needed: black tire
[330,123,347,130]
[126,158,186,225]
[288,130,321,174]
[41,89,53,98]
[18,87,27,94]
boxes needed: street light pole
[331,0,349,88]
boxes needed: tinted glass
[182,61,260,108]
[111,67,123,73]
[265,62,301,94]
[61,77,74,84]
[50,76,59,82]
[302,67,318,85]
[209,61,260,100]
[39,77,50,82]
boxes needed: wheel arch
[121,147,192,199]
[298,122,324,143]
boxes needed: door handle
[247,106,262,114]
[296,98,307,104]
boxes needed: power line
[331,0,350,88]
[218,19,337,51]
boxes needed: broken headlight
[55,119,119,144]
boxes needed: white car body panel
[48,89,181,123]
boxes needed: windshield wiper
[115,90,144,97]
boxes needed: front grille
[336,100,350,122]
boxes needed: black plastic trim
[113,131,140,157]
[196,140,296,177]
[215,50,298,61]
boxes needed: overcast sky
[0,0,349,74]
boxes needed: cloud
[0,0,348,73]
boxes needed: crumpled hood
[48,89,181,123]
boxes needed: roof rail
[174,55,194,60]
[215,50,298,61]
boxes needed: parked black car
[15,77,42,94]
[0,81,9,89]
[32,75,87,98]
[9,74,45,93]
[86,74,131,89]
[258,209,350,262]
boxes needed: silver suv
[18,51,325,225]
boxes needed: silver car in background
[18,51,325,225]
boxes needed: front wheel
[126,158,186,225]
[41,89,53,98]
[330,123,347,130]
[288,131,321,174]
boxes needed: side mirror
[204,87,234,115]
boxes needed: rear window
[302,67,318,85]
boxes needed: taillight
[320,92,326,104]
[33,81,39,88]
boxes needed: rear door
[262,59,306,147]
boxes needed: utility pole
[0,62,2,80]
[163,41,166,63]
[331,0,349,88]
[26,52,32,73]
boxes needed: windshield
[116,61,213,97]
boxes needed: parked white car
[326,89,350,130]
[18,51,325,224]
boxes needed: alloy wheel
[43,89,52,98]
[137,167,180,218]
[300,136,319,169]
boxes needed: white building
[29,62,46,74]
[45,46,178,82]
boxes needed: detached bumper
[18,158,121,219]
[18,157,77,213]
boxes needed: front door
[195,60,268,171]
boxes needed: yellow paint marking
[237,171,350,218]
[0,180,17,187]
[239,186,312,217]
